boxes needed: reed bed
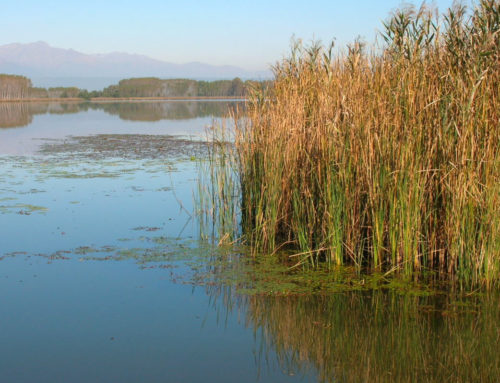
[205,1,499,288]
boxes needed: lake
[0,101,498,382]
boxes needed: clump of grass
[206,1,499,288]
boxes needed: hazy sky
[2,0,458,70]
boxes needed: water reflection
[92,101,240,122]
[0,103,43,128]
[0,100,241,128]
[208,285,500,383]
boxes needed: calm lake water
[0,101,498,382]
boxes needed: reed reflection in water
[207,284,500,383]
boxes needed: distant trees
[0,74,272,100]
[100,78,199,98]
[0,75,86,99]
[100,77,267,98]
[77,89,91,100]
[230,78,245,96]
[100,85,119,98]
[28,87,49,98]
[0,74,32,99]
[48,87,80,98]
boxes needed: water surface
[0,101,498,383]
[0,101,314,383]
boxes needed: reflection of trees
[0,101,243,128]
[0,103,45,128]
[90,101,241,121]
[46,102,87,115]
[0,102,88,128]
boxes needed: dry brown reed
[207,1,499,288]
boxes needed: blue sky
[2,0,459,70]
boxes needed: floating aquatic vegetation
[37,134,208,161]
[0,203,49,215]
[15,188,46,195]
[156,186,172,192]
[73,245,117,255]
[132,226,163,232]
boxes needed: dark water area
[0,101,498,382]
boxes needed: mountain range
[0,41,271,81]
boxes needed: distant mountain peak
[0,41,272,80]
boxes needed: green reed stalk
[205,0,499,288]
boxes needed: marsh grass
[204,1,500,288]
[197,122,241,244]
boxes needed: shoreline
[0,96,247,103]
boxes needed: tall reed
[208,1,499,287]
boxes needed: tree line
[0,74,271,100]
[0,74,80,99]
